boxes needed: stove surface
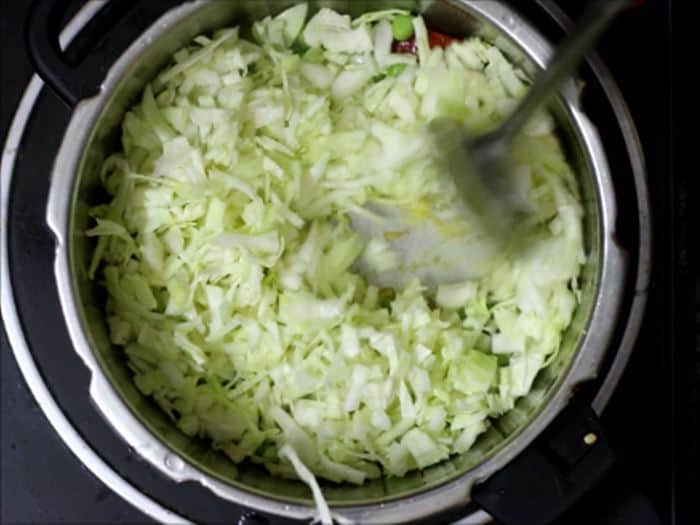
[1,1,693,524]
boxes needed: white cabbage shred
[88,2,584,495]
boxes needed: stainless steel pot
[44,1,627,522]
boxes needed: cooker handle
[471,398,661,525]
[25,0,181,107]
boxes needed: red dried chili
[391,29,458,56]
[427,30,457,49]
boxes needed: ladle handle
[495,0,641,144]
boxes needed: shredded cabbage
[88,2,584,496]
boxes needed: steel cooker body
[38,1,634,523]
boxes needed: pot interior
[67,0,602,506]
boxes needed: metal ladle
[441,0,638,237]
[350,0,639,290]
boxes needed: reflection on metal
[539,1,651,414]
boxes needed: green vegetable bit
[377,287,396,308]
[291,37,309,55]
[391,14,414,41]
[386,63,407,77]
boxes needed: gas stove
[1,1,693,524]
